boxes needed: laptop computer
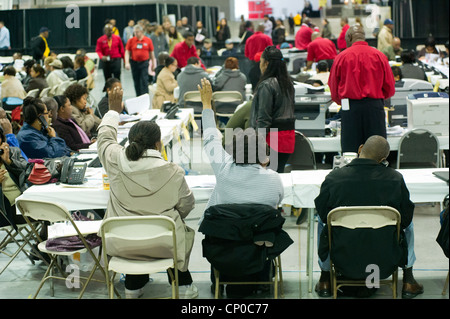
[433,171,449,184]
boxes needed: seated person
[400,50,427,81]
[154,51,170,83]
[201,38,216,58]
[96,78,127,119]
[21,59,36,88]
[382,37,403,61]
[16,97,71,159]
[46,59,69,89]
[1,66,26,100]
[0,116,28,161]
[418,36,440,62]
[153,57,178,110]
[177,57,209,107]
[52,95,96,152]
[221,39,238,57]
[392,65,403,85]
[212,57,247,99]
[75,49,95,74]
[74,55,88,81]
[198,78,284,297]
[60,56,77,80]
[307,60,330,86]
[64,83,101,138]
[25,64,49,96]
[97,87,198,299]
[314,135,423,299]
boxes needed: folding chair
[99,215,180,299]
[39,87,51,98]
[212,91,243,118]
[183,91,203,116]
[54,80,73,96]
[0,209,40,276]
[397,128,441,169]
[77,76,89,88]
[16,199,108,299]
[26,89,40,98]
[327,206,402,299]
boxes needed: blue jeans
[317,216,416,271]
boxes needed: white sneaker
[179,283,199,299]
[125,287,144,299]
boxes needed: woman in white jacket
[97,87,197,299]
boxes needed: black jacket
[199,204,293,276]
[250,77,295,131]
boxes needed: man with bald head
[294,17,313,50]
[328,24,395,154]
[314,135,423,299]
[95,23,125,80]
[382,37,403,61]
[304,31,337,70]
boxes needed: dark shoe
[315,281,332,297]
[402,282,424,299]
[296,208,308,225]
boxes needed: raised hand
[108,86,124,113]
[198,78,212,110]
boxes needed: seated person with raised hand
[17,97,71,159]
[198,78,285,297]
[95,78,128,119]
[314,135,423,299]
[64,83,101,139]
[52,95,96,152]
[96,87,198,299]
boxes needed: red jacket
[328,41,396,104]
[245,32,273,61]
[295,25,313,50]
[306,37,337,62]
[170,41,205,69]
[337,24,350,51]
[95,34,124,59]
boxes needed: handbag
[27,159,53,185]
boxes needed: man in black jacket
[314,135,423,299]
[30,27,51,64]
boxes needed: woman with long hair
[215,18,231,47]
[250,46,295,173]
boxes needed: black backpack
[436,205,449,258]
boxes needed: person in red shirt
[170,32,205,69]
[244,24,273,62]
[328,24,395,153]
[125,25,156,97]
[305,32,337,70]
[337,17,350,52]
[294,18,313,50]
[95,24,124,81]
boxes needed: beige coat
[71,105,101,138]
[152,67,178,110]
[97,111,195,271]
[377,25,393,52]
[1,76,26,100]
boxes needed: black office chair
[397,128,441,169]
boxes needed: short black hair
[3,66,16,76]
[187,57,200,65]
[401,50,415,64]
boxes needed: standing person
[244,24,273,62]
[170,32,204,69]
[149,25,169,66]
[95,24,125,81]
[122,19,135,45]
[328,25,395,154]
[263,15,273,38]
[337,17,350,52]
[249,46,295,173]
[168,26,184,55]
[272,19,286,46]
[215,18,231,48]
[194,21,209,47]
[30,27,51,64]
[125,25,156,97]
[97,87,198,299]
[294,17,313,50]
[305,32,337,70]
[377,19,394,52]
[0,21,10,56]
[321,19,332,39]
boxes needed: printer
[293,82,331,137]
[284,49,307,74]
[387,79,433,127]
[406,92,449,136]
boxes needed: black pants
[340,98,386,153]
[102,58,121,80]
[124,268,193,290]
[130,59,149,97]
[275,152,291,173]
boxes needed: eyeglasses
[41,112,49,115]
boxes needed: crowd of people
[0,7,448,301]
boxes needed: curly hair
[64,83,88,104]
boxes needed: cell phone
[38,115,49,129]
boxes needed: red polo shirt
[245,32,273,61]
[170,41,205,69]
[337,24,350,51]
[328,41,395,104]
[95,34,124,59]
[295,25,313,50]
[306,37,337,62]
[125,36,154,62]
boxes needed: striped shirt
[201,109,284,219]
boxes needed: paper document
[48,220,102,238]
[125,94,150,115]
